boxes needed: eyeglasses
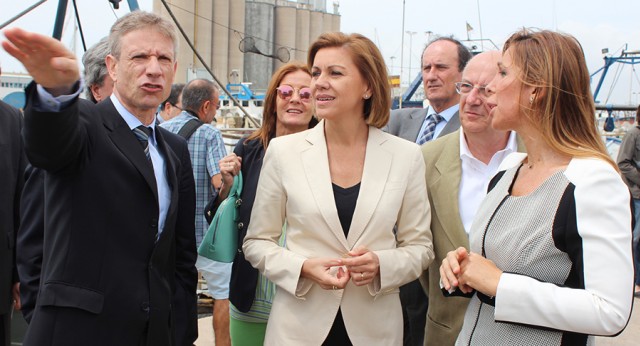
[276,85,312,102]
[455,82,490,98]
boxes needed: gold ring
[361,272,364,279]
[332,286,336,290]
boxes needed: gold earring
[529,96,534,104]
[364,94,370,99]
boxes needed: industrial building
[152,0,341,91]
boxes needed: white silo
[228,0,246,85]
[244,0,276,91]
[212,0,230,84]
[194,1,213,70]
[295,7,311,63]
[309,10,323,43]
[273,4,297,71]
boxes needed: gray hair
[181,79,218,113]
[82,37,110,102]
[108,11,178,60]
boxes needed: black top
[332,183,361,237]
[228,137,267,312]
[324,182,360,346]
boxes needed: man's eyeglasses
[455,82,490,98]
[276,85,312,102]
[169,102,183,111]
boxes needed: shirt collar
[110,94,158,139]
[428,104,459,122]
[459,130,519,161]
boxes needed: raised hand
[2,27,80,96]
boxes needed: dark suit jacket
[21,86,198,346]
[0,101,25,317]
[384,107,460,142]
[228,138,264,312]
[16,165,43,323]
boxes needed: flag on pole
[466,22,474,32]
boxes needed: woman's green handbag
[198,172,243,263]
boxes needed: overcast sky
[2,0,639,105]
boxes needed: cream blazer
[243,121,434,346]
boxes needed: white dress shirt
[458,130,518,234]
[111,95,171,238]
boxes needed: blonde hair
[505,28,615,168]
[308,32,391,128]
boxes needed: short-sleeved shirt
[160,112,227,245]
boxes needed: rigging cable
[605,62,624,104]
[0,0,47,30]
[72,0,87,52]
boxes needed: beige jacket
[243,121,434,346]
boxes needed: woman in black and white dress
[440,28,634,345]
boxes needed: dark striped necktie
[417,113,443,145]
[133,125,153,162]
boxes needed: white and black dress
[456,153,634,346]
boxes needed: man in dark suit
[17,33,115,325]
[0,97,26,346]
[3,11,198,346]
[384,36,472,346]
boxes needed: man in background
[158,83,185,123]
[420,51,522,345]
[0,63,26,346]
[616,105,640,298]
[161,79,230,345]
[386,37,472,145]
[81,37,113,103]
[385,36,472,346]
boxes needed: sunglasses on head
[276,85,312,102]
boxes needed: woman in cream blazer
[243,32,434,346]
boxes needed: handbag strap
[230,172,243,198]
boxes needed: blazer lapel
[346,127,391,248]
[100,100,159,202]
[438,111,460,139]
[409,108,428,142]
[431,135,468,248]
[301,122,349,249]
[154,128,179,243]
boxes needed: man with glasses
[385,36,471,346]
[420,51,523,345]
[158,83,185,123]
[160,78,230,346]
